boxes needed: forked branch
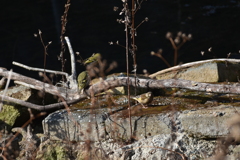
[1,67,240,111]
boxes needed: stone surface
[179,105,237,138]
[110,133,216,160]
[40,59,240,159]
[42,108,108,141]
[43,104,240,142]
[152,59,240,82]
[0,85,31,131]
[105,113,171,140]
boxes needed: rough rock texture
[152,59,240,82]
[43,105,239,141]
[40,59,240,159]
[42,103,240,159]
[179,105,235,139]
[0,85,31,132]
[110,133,216,160]
[43,108,108,141]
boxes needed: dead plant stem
[124,0,133,139]
[131,0,137,96]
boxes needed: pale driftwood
[12,61,69,78]
[149,58,240,78]
[0,94,85,111]
[12,36,78,92]
[1,67,240,110]
[0,70,11,111]
[64,36,78,90]
[0,67,77,100]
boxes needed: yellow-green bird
[83,53,101,65]
[77,71,90,91]
[132,91,154,105]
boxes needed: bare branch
[13,61,69,77]
[0,68,74,100]
[64,36,78,91]
[0,69,12,111]
[2,64,240,110]
[87,77,240,96]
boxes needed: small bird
[83,53,101,66]
[77,71,90,93]
[132,91,154,108]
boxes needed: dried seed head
[113,6,119,11]
[150,51,155,56]
[174,37,180,44]
[143,69,149,76]
[187,34,192,40]
[166,32,172,39]
[181,33,186,38]
[145,17,149,22]
[110,61,118,68]
[158,49,163,54]
[49,73,54,79]
[201,51,205,56]
[116,19,123,23]
[208,47,212,52]
[39,72,43,77]
[177,31,182,37]
[109,41,113,45]
[227,52,231,58]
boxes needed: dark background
[1,0,240,80]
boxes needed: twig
[13,61,69,78]
[64,36,78,90]
[123,0,133,140]
[5,112,46,148]
[59,0,71,76]
[0,69,12,111]
[2,75,240,110]
[64,36,76,79]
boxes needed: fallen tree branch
[0,67,74,99]
[1,67,240,110]
[12,61,69,78]
[87,76,240,95]
[0,95,86,111]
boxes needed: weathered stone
[0,85,31,132]
[105,112,171,140]
[179,105,239,138]
[0,85,58,132]
[42,108,108,141]
[110,133,216,160]
[151,59,240,82]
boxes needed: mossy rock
[0,85,31,132]
[36,142,70,160]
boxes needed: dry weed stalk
[59,0,71,78]
[112,0,148,141]
[151,31,192,67]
